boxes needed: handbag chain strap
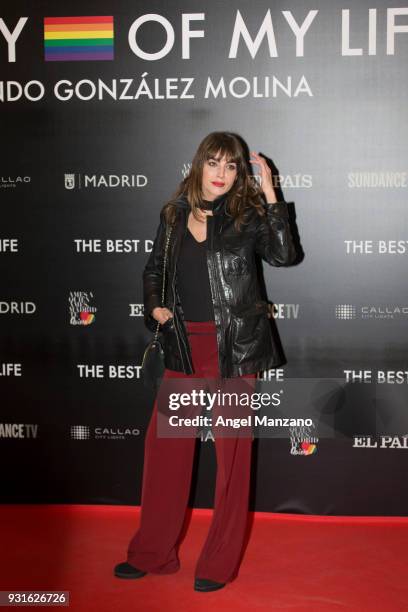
[153,223,173,341]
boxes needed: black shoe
[194,577,226,592]
[114,561,147,579]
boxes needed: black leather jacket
[143,191,296,378]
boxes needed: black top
[176,200,215,321]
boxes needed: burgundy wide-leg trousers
[127,320,256,583]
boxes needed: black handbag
[141,224,173,391]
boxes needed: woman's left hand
[249,151,277,204]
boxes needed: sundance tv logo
[69,291,97,325]
[0,423,38,438]
[271,303,300,319]
[64,173,147,189]
[347,171,408,189]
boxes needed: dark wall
[1,0,408,515]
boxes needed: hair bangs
[205,145,240,166]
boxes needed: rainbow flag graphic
[44,16,114,61]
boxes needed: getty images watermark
[155,377,323,439]
[163,385,313,435]
[152,376,408,440]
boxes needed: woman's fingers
[152,306,173,324]
[157,307,173,324]
[249,151,263,165]
[249,151,266,180]
[249,151,274,198]
[250,151,270,174]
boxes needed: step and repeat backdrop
[1,0,408,515]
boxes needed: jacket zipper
[207,215,228,378]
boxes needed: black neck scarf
[199,199,214,211]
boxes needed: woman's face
[201,151,238,201]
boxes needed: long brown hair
[162,131,267,231]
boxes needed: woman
[114,132,296,591]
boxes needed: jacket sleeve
[143,210,167,332]
[254,200,297,266]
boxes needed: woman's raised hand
[152,306,174,325]
[249,151,277,204]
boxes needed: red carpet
[1,505,408,611]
